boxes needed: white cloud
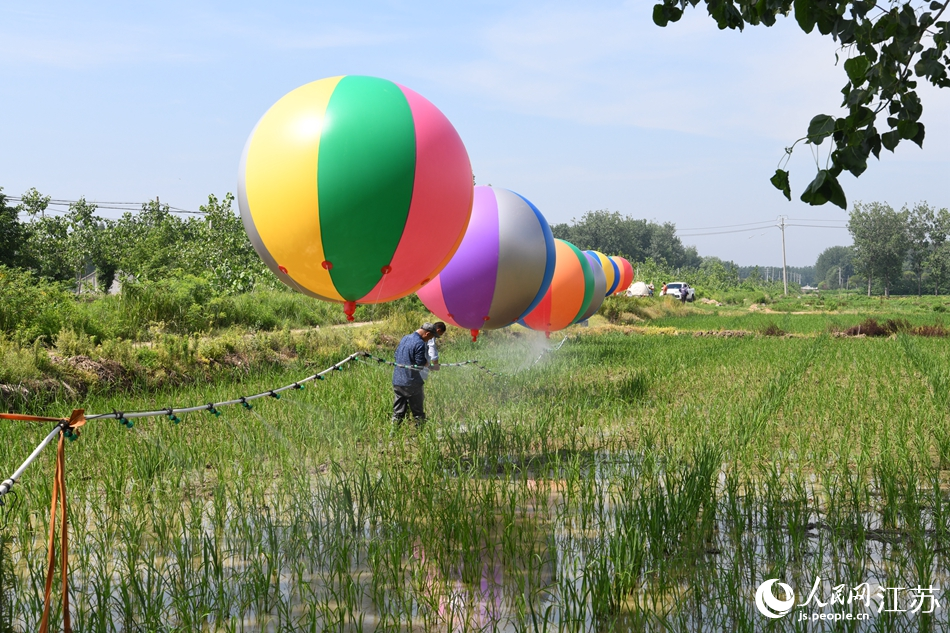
[0,4,396,69]
[424,4,849,141]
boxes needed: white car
[661,282,695,302]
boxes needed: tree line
[1,185,803,306]
[551,210,702,269]
[816,201,950,296]
[0,187,272,295]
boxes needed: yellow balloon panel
[243,77,344,301]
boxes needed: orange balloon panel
[520,239,594,333]
[611,256,634,295]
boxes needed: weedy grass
[0,311,948,631]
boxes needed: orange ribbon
[1,409,84,633]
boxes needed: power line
[677,216,848,236]
[7,195,204,215]
[678,226,782,237]
[679,223,848,237]
[677,219,777,231]
[785,224,848,229]
[786,217,848,222]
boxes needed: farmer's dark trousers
[392,384,425,421]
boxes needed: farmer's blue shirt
[393,332,427,387]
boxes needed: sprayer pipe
[0,425,62,500]
[84,353,365,421]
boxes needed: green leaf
[911,122,926,147]
[826,173,847,210]
[770,169,791,201]
[903,92,923,119]
[847,106,875,129]
[800,170,827,205]
[833,147,868,177]
[794,0,816,33]
[844,55,870,84]
[862,127,882,160]
[800,169,847,209]
[881,130,901,151]
[897,120,919,140]
[807,114,836,144]
[652,4,681,26]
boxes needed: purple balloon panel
[437,186,500,329]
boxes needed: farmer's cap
[421,322,445,336]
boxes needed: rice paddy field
[2,299,950,631]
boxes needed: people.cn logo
[755,579,796,619]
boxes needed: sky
[1,1,948,267]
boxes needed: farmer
[392,322,441,424]
[419,321,445,382]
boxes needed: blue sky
[2,1,948,266]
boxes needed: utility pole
[838,266,842,289]
[779,216,788,295]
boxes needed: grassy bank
[0,288,431,412]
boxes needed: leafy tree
[17,187,50,219]
[0,188,27,268]
[928,241,950,294]
[111,198,193,280]
[23,214,72,281]
[63,197,103,290]
[179,193,274,294]
[928,206,950,293]
[653,1,950,208]
[814,245,854,289]
[906,202,936,295]
[552,210,697,267]
[932,205,950,244]
[680,245,703,268]
[9,187,70,281]
[699,256,740,289]
[552,210,640,258]
[848,201,909,297]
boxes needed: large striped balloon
[417,186,555,342]
[586,250,619,296]
[238,76,473,319]
[611,256,634,295]
[575,252,607,322]
[520,239,595,335]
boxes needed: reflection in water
[11,444,950,631]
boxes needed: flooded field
[2,325,949,631]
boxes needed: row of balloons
[238,75,633,340]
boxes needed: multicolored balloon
[238,76,473,319]
[520,239,595,336]
[586,250,620,296]
[575,252,607,322]
[417,186,555,341]
[611,256,634,295]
